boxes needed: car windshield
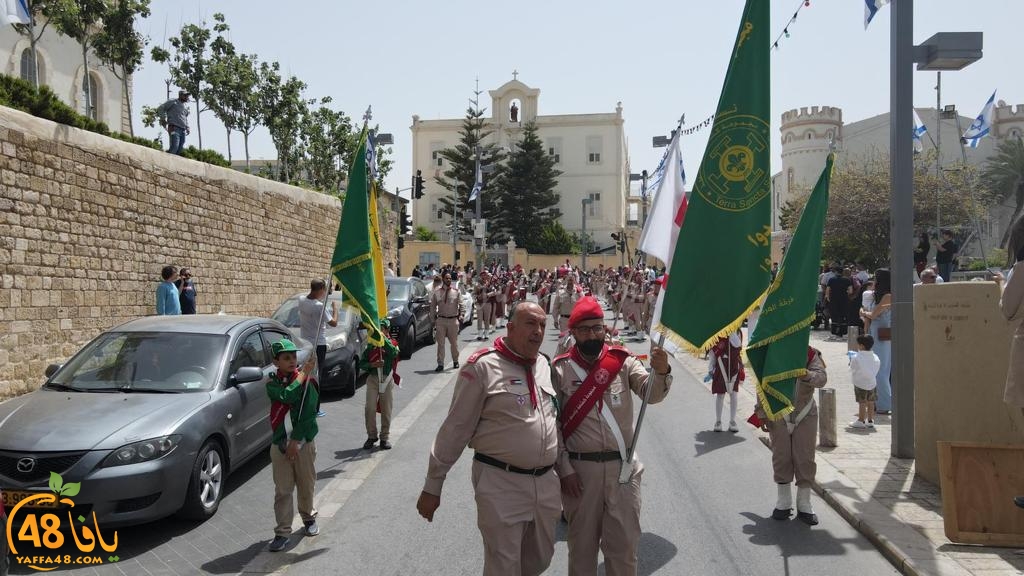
[386,282,410,305]
[272,296,355,334]
[48,332,227,393]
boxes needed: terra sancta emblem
[695,112,770,212]
[595,369,610,386]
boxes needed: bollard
[819,388,837,448]
[847,325,859,351]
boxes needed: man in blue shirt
[156,265,181,315]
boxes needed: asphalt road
[18,314,899,575]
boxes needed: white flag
[912,109,928,154]
[468,161,483,202]
[962,90,996,149]
[864,0,890,29]
[0,0,30,25]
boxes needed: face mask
[577,339,604,356]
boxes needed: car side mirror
[232,366,264,385]
[45,363,62,378]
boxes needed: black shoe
[363,438,376,450]
[797,511,819,525]
[435,364,443,372]
[771,508,792,521]
[1015,496,1024,509]
[380,440,392,450]
[453,361,459,368]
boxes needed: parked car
[0,315,312,528]
[385,277,434,359]
[271,293,366,397]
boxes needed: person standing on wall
[155,90,190,156]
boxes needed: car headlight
[388,307,403,318]
[102,435,181,467]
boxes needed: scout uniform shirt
[551,346,672,477]
[430,285,462,321]
[267,370,319,449]
[423,344,560,496]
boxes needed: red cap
[568,296,604,329]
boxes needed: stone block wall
[0,105,396,397]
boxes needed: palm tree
[981,136,1024,247]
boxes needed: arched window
[19,48,36,84]
[1011,129,1022,140]
[84,72,101,121]
[805,131,814,140]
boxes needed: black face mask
[577,339,604,357]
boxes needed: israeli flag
[468,161,483,202]
[0,0,31,25]
[366,131,378,181]
[913,109,928,154]
[864,0,890,29]
[962,91,996,149]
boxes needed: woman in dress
[860,269,892,414]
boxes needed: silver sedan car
[0,315,311,527]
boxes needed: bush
[181,146,230,167]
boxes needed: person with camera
[155,90,191,155]
[934,229,959,282]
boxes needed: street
[18,314,899,576]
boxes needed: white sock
[715,394,725,422]
[797,485,814,514]
[729,391,738,423]
[777,483,792,510]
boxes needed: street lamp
[581,198,594,272]
[890,5,982,458]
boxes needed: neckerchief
[269,369,300,431]
[493,336,538,409]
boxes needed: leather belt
[439,315,459,319]
[560,314,571,318]
[567,450,622,462]
[474,453,554,476]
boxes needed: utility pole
[935,71,942,233]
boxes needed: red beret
[569,296,604,329]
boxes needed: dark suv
[385,277,434,359]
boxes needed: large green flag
[747,154,834,420]
[332,136,387,348]
[656,0,771,354]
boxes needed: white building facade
[410,78,630,253]
[773,101,1024,255]
[1,22,129,133]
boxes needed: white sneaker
[728,421,739,433]
[866,420,875,428]
[713,421,723,432]
[849,420,867,429]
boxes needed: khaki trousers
[562,460,643,576]
[364,372,394,441]
[767,408,818,486]
[472,460,561,576]
[477,302,494,333]
[435,318,460,365]
[270,441,317,536]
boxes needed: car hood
[0,390,213,452]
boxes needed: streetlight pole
[452,182,461,266]
[582,198,593,271]
[474,146,483,270]
[935,71,942,233]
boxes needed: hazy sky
[131,1,1020,199]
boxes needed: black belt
[560,314,571,318]
[567,451,622,462]
[474,453,554,476]
[439,315,459,319]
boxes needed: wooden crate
[938,441,1024,546]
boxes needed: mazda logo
[16,457,35,473]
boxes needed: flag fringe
[665,284,772,355]
[754,366,808,421]
[747,312,816,350]
[333,281,386,347]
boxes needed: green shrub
[181,146,230,167]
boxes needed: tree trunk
[28,34,39,90]
[244,132,251,171]
[81,44,91,119]
[195,99,202,149]
[123,71,133,136]
[225,125,232,163]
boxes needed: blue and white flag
[0,0,31,25]
[366,131,378,181]
[913,109,928,154]
[962,91,996,149]
[468,161,483,202]
[864,0,890,29]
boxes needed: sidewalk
[673,328,1024,576]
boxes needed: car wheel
[400,325,414,360]
[179,440,225,520]
[341,360,357,398]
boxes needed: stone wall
[0,105,393,398]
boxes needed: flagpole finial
[363,106,373,125]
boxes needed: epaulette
[606,345,633,359]
[552,352,572,363]
[466,347,497,364]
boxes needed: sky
[131,0,1022,200]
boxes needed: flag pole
[619,331,666,484]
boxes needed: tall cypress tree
[436,107,506,243]
[493,122,561,252]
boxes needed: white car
[455,281,475,327]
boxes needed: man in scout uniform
[417,302,561,576]
[361,319,401,450]
[552,296,672,576]
[755,345,828,525]
[474,271,495,341]
[430,272,464,372]
[553,276,581,332]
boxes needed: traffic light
[400,206,412,235]
[454,250,461,262]
[397,237,405,249]
[414,170,425,199]
[611,232,625,253]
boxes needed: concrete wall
[914,282,1024,485]
[0,105,390,398]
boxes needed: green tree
[258,61,308,183]
[92,0,150,136]
[493,122,561,251]
[206,51,262,166]
[47,0,106,120]
[150,14,223,148]
[414,225,438,241]
[435,106,507,242]
[299,97,357,193]
[535,221,575,255]
[980,136,1024,247]
[9,0,65,89]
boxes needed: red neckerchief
[270,369,301,431]
[493,336,538,409]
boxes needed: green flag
[747,154,834,420]
[332,136,387,348]
[656,0,771,354]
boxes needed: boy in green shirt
[266,339,320,552]
[361,319,401,450]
